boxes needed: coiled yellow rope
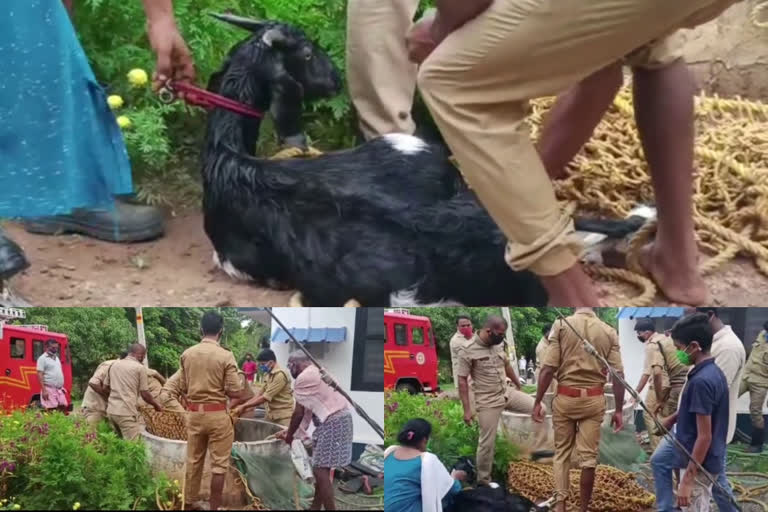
[751,0,768,28]
[269,145,324,160]
[528,86,768,304]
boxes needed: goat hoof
[289,292,304,307]
[343,299,361,307]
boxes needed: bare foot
[639,242,710,305]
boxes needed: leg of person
[535,62,624,180]
[643,389,661,452]
[551,396,578,512]
[346,0,421,140]
[650,436,690,511]
[83,409,106,429]
[417,0,718,305]
[184,413,209,506]
[628,34,709,305]
[746,383,767,452]
[111,414,143,441]
[206,411,235,511]
[711,469,738,512]
[310,467,334,510]
[505,388,550,454]
[475,405,504,485]
[571,396,606,512]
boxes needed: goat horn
[261,28,289,47]
[209,12,265,32]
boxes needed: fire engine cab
[0,307,73,411]
[384,310,439,394]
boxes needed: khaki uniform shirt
[104,355,149,417]
[177,339,242,403]
[456,335,508,409]
[535,337,549,371]
[449,331,472,388]
[82,359,116,413]
[646,333,690,386]
[261,365,295,421]
[162,370,185,403]
[138,369,165,408]
[543,310,623,388]
[745,330,768,386]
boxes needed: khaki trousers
[346,0,420,139]
[185,410,234,503]
[82,407,106,429]
[551,395,605,504]
[417,0,739,275]
[476,388,548,485]
[745,381,768,429]
[107,413,144,441]
[644,381,684,450]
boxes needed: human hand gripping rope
[553,309,742,512]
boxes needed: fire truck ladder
[0,307,26,322]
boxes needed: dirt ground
[4,211,768,307]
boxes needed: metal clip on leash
[553,309,742,512]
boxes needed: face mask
[258,363,271,374]
[676,346,694,365]
[637,334,645,342]
[459,327,473,339]
[488,332,504,345]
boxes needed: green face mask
[676,345,696,366]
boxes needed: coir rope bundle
[526,86,768,304]
[507,461,655,512]
[140,407,188,441]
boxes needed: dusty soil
[4,211,768,306]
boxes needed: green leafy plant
[0,408,179,510]
[384,391,519,483]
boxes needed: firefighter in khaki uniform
[139,369,186,413]
[740,321,768,453]
[535,324,557,394]
[171,312,246,512]
[104,344,163,440]
[534,308,625,512]
[80,357,119,427]
[233,349,295,426]
[449,315,476,414]
[457,315,550,487]
[633,319,690,451]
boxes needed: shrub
[0,408,178,510]
[384,391,519,483]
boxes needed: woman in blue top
[0,0,194,303]
[384,419,466,512]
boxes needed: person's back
[548,310,622,389]
[180,342,240,404]
[106,356,146,418]
[708,319,746,443]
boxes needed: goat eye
[304,53,312,61]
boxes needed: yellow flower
[127,68,149,87]
[116,116,132,129]
[13,421,19,425]
[107,95,124,110]
[73,503,81,510]
[173,480,179,486]
[13,505,21,510]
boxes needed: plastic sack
[356,444,384,475]
[291,439,314,482]
[231,443,315,510]
[598,425,647,472]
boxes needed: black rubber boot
[745,427,764,453]
[23,198,165,243]
[0,227,30,280]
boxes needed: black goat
[202,14,651,306]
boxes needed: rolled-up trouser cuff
[504,209,584,276]
[624,32,685,70]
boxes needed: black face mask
[637,334,646,343]
[488,332,505,345]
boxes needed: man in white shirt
[36,339,68,413]
[695,307,746,512]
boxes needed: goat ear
[209,12,265,32]
[261,28,293,49]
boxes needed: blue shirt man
[650,312,737,512]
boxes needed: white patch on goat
[628,204,657,221]
[212,251,253,282]
[382,133,428,155]
[389,288,464,307]
[577,232,610,266]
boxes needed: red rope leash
[158,80,264,119]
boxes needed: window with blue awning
[618,307,686,319]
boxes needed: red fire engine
[384,310,439,394]
[0,308,73,411]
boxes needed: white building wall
[269,308,384,446]
[618,314,761,415]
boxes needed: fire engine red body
[384,311,439,394]
[0,325,72,410]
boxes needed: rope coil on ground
[528,87,768,303]
[751,0,768,28]
[507,462,655,512]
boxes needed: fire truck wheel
[396,382,418,395]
